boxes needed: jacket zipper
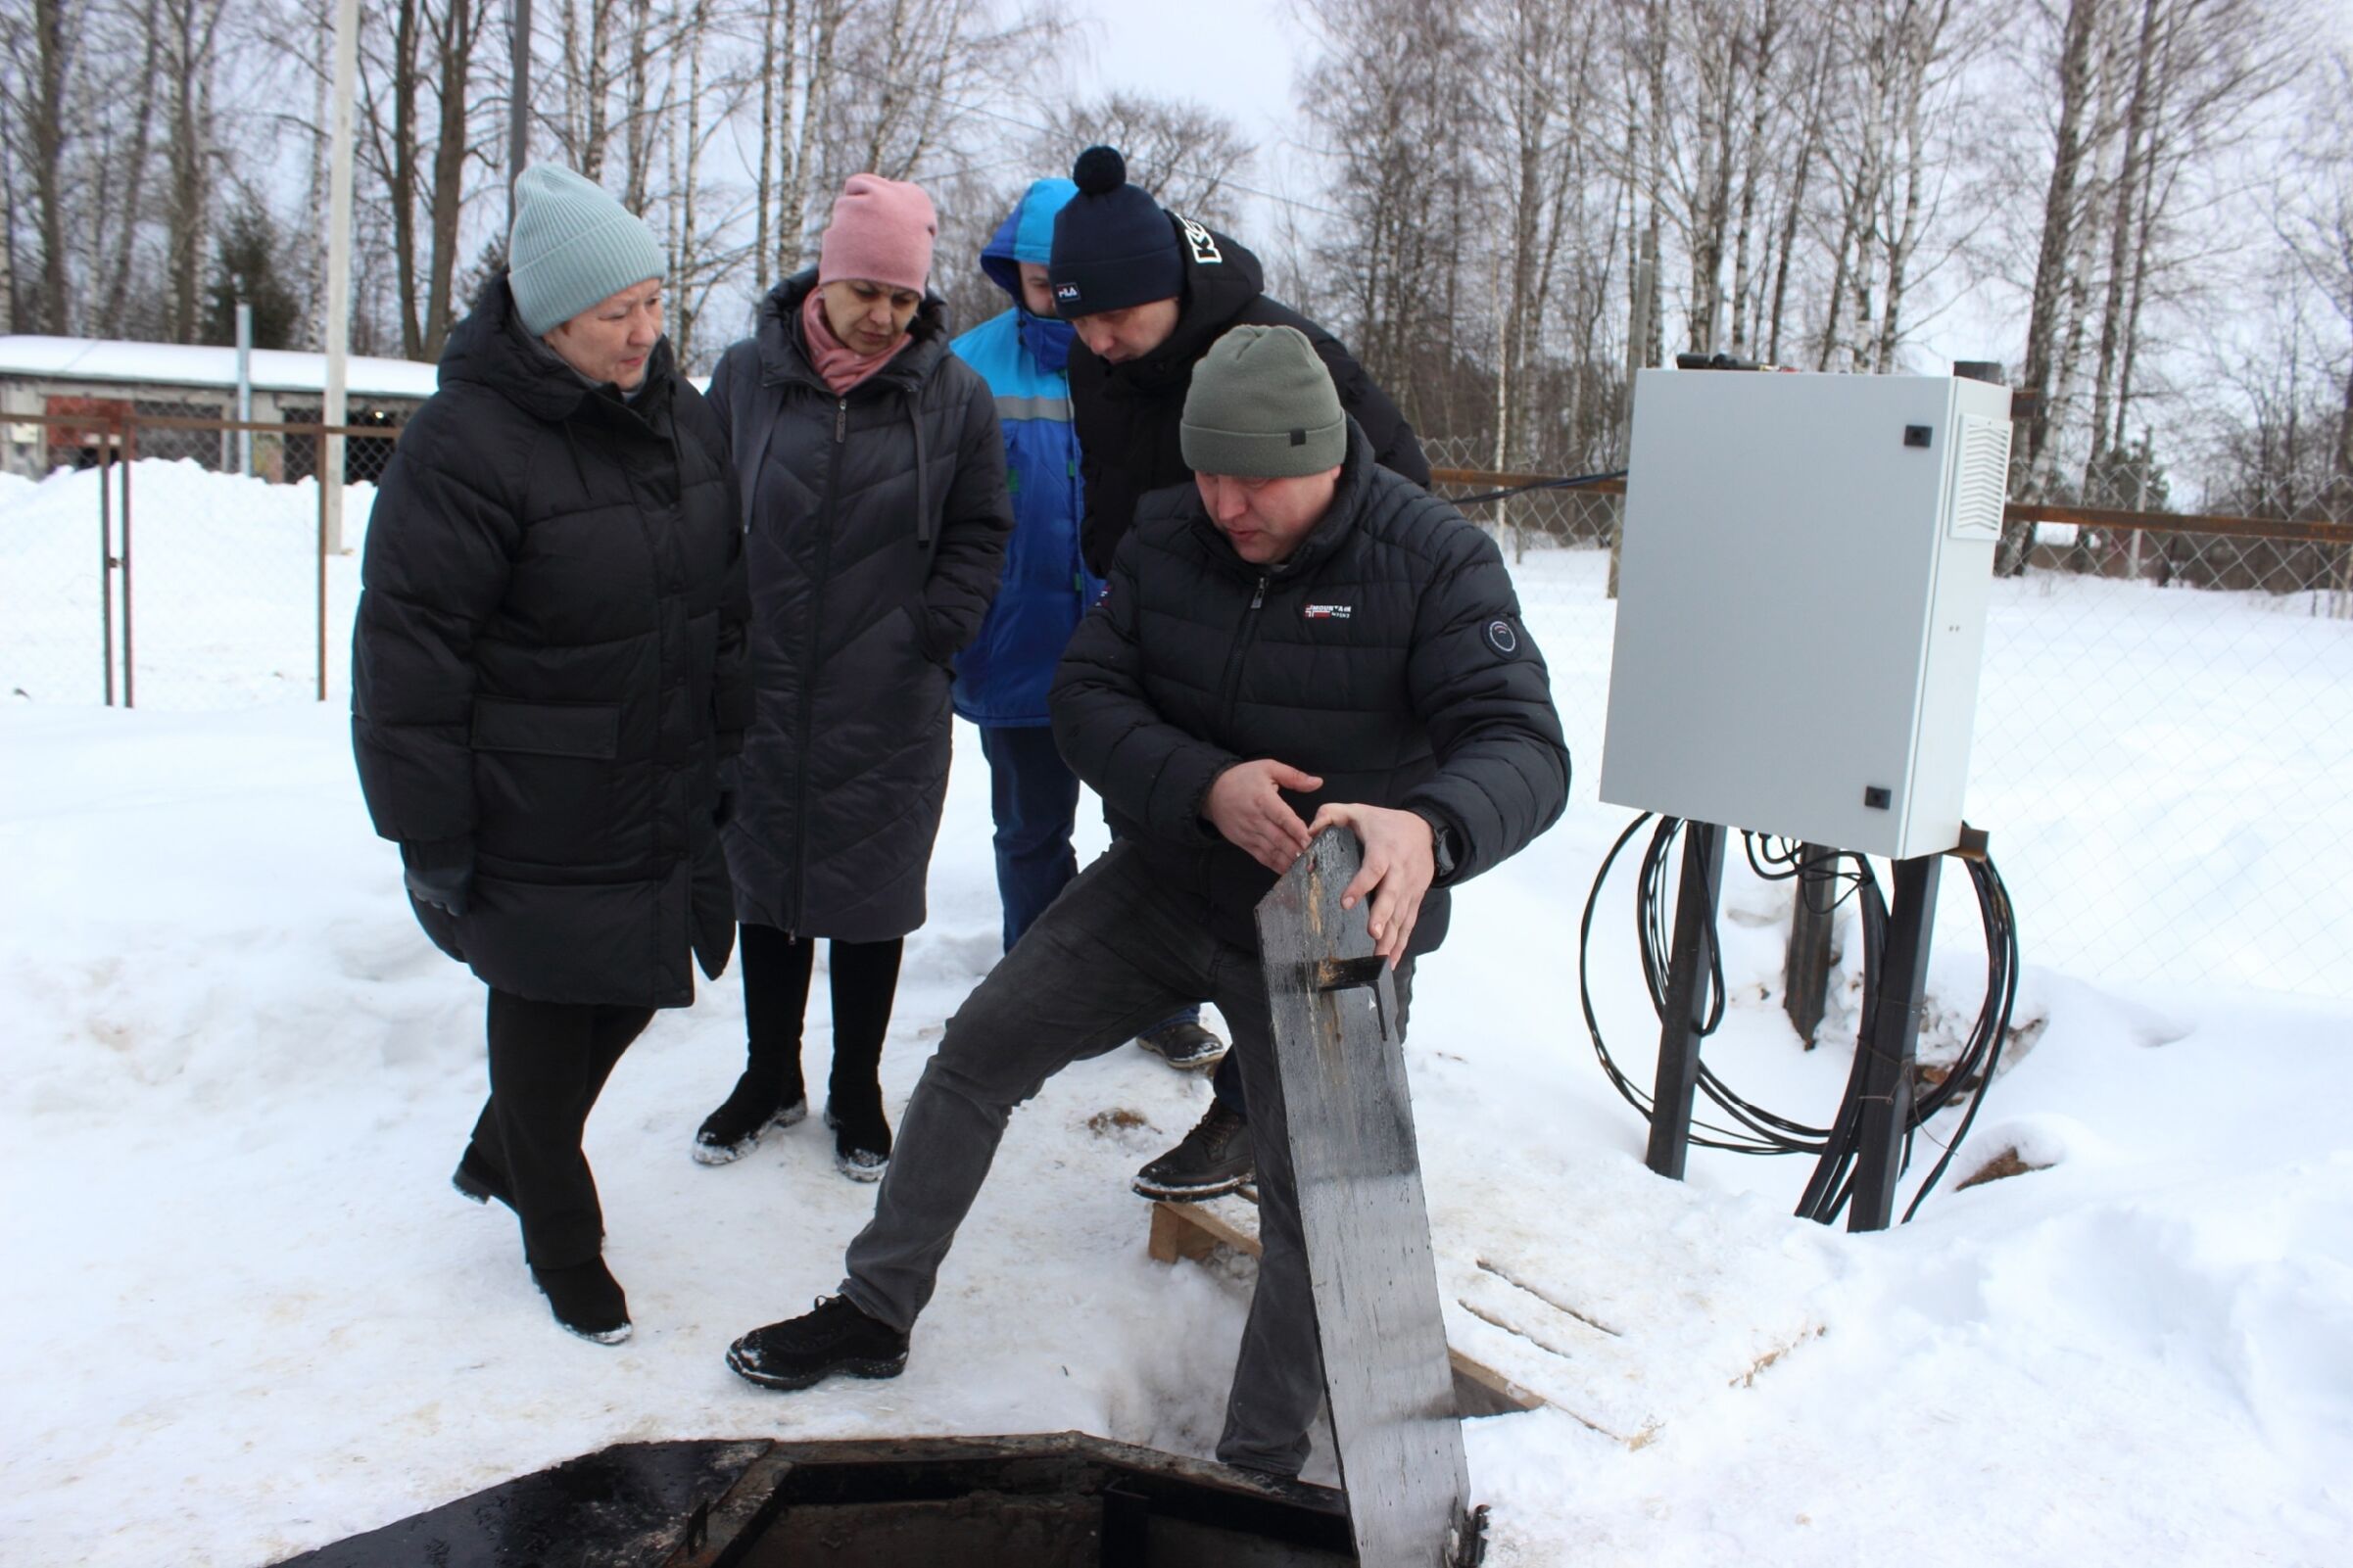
[1215,574,1270,734]
[788,394,848,938]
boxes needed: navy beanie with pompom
[1046,146,1182,319]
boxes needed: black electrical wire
[1577,812,2020,1223]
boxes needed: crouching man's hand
[1205,758,1323,874]
[1306,803,1434,967]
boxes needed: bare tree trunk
[421,0,476,358]
[1766,30,1830,364]
[2087,0,2159,485]
[29,0,72,332]
[99,0,164,336]
[2006,0,2101,572]
[621,0,653,211]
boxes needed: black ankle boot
[694,1069,809,1165]
[531,1258,631,1345]
[823,1097,891,1182]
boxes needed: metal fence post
[121,417,137,708]
[99,418,117,706]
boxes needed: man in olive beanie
[726,318,1570,1487]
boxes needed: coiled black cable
[1578,813,2020,1222]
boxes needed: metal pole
[508,0,532,225]
[235,301,254,477]
[317,433,330,701]
[321,0,360,555]
[1782,844,1836,1045]
[99,420,116,706]
[1645,820,1726,1181]
[1848,853,1942,1232]
[121,419,137,708]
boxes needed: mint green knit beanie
[506,165,666,336]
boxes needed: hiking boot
[532,1258,631,1345]
[823,1100,891,1183]
[728,1295,909,1391]
[1132,1099,1253,1201]
[693,1070,808,1165]
[1135,1020,1227,1071]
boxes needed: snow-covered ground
[3,462,2350,1565]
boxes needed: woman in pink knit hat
[695,174,1012,1182]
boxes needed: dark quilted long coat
[351,275,751,1008]
[706,270,1012,940]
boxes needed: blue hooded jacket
[948,178,1102,727]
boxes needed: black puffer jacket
[1067,219,1429,577]
[352,276,750,1008]
[707,271,1012,940]
[1051,422,1569,955]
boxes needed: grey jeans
[840,840,1411,1476]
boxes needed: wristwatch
[1413,808,1460,883]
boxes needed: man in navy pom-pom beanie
[1045,143,1432,1202]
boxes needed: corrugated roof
[0,335,438,401]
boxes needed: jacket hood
[441,272,678,424]
[1111,217,1266,392]
[752,266,955,393]
[980,177,1080,303]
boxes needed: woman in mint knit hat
[353,164,750,1346]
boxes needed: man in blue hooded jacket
[948,178,1105,957]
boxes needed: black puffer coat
[352,276,750,1008]
[1067,219,1429,577]
[1052,421,1569,956]
[707,271,1012,940]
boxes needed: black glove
[401,837,474,917]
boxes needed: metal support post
[234,302,254,476]
[1782,843,1836,1044]
[1645,820,1726,1180]
[1848,853,1942,1231]
[99,425,117,706]
[120,419,137,708]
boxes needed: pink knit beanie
[817,174,937,294]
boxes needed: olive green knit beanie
[1179,324,1346,479]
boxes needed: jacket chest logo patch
[1178,216,1223,265]
[1486,618,1519,654]
[1302,602,1353,621]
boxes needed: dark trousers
[739,923,904,1119]
[839,841,1411,1476]
[978,724,1081,954]
[464,989,653,1270]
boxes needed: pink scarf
[800,288,914,395]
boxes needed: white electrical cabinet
[1599,369,2012,860]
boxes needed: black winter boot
[451,1146,512,1209]
[1132,1099,1253,1201]
[728,1296,909,1391]
[823,1098,891,1183]
[532,1258,631,1345]
[694,1069,809,1165]
[1135,1019,1227,1071]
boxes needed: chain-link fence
[1425,433,2353,1001]
[0,411,399,709]
[6,416,2347,998]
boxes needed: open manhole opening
[279,1432,1419,1567]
